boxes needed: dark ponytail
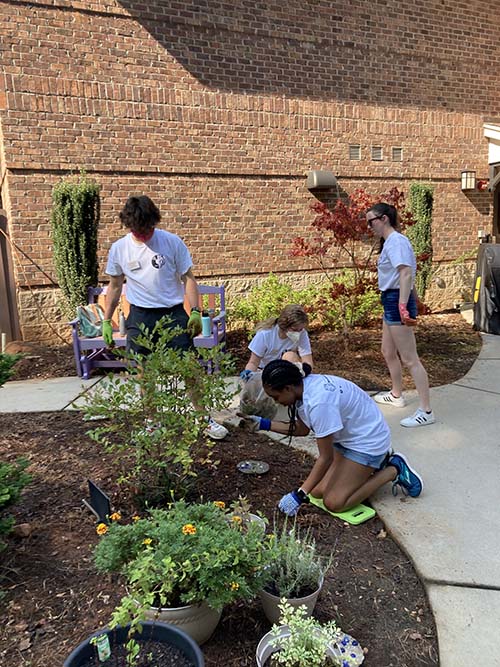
[262,360,312,444]
[367,203,400,252]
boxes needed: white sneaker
[205,418,229,440]
[373,391,406,408]
[400,409,435,428]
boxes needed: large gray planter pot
[145,601,222,645]
[258,575,324,625]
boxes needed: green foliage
[0,459,31,551]
[407,183,434,299]
[82,317,236,503]
[95,500,275,625]
[0,354,21,387]
[230,273,318,333]
[264,517,332,599]
[270,600,354,667]
[51,172,100,317]
[315,272,382,330]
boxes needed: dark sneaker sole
[391,451,424,496]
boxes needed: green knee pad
[308,495,376,525]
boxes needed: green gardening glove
[187,309,202,337]
[102,319,114,347]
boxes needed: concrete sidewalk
[1,334,499,666]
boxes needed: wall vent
[392,147,403,162]
[371,146,383,161]
[349,145,361,160]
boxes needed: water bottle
[201,310,211,336]
[119,312,126,336]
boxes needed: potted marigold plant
[94,500,275,645]
[259,518,332,624]
[256,599,364,667]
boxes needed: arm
[397,265,413,306]
[103,274,125,320]
[245,352,262,372]
[181,267,200,311]
[268,414,310,437]
[297,435,334,495]
[300,353,313,369]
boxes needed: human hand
[278,490,305,516]
[236,412,271,432]
[187,309,202,337]
[398,303,417,326]
[102,319,114,347]
[239,369,255,383]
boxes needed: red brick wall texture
[1,0,499,337]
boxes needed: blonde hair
[256,304,309,332]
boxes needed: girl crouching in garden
[242,359,423,517]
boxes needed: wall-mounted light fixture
[461,170,476,191]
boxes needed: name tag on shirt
[127,260,141,271]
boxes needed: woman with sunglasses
[366,203,434,428]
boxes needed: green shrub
[0,459,31,551]
[407,183,434,299]
[51,172,100,317]
[0,353,21,387]
[315,272,382,330]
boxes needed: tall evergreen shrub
[407,183,434,299]
[51,173,100,316]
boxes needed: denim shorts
[333,443,389,469]
[127,303,193,354]
[381,289,417,325]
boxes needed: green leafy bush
[0,353,21,387]
[51,172,100,317]
[315,272,382,330]
[407,183,434,299]
[0,459,31,551]
[82,317,235,503]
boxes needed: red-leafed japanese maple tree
[291,187,413,338]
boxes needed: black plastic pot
[63,620,204,667]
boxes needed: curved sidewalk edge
[372,333,500,667]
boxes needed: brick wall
[0,0,499,340]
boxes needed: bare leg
[381,321,403,398]
[389,325,431,411]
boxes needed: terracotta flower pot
[145,601,222,645]
[63,620,204,667]
[258,574,324,625]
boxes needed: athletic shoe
[388,452,423,497]
[205,417,229,440]
[378,447,394,470]
[400,408,435,428]
[373,391,406,408]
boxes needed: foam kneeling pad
[308,495,376,525]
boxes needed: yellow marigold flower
[182,523,197,535]
[231,515,243,524]
[96,523,108,536]
[132,515,140,522]
[213,501,226,509]
[230,581,240,591]
[143,538,152,546]
[109,512,121,522]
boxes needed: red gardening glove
[398,303,417,326]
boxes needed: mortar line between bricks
[425,578,500,593]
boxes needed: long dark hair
[367,203,400,252]
[262,360,312,443]
[119,195,161,234]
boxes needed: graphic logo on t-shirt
[151,254,166,269]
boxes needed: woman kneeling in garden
[244,359,423,516]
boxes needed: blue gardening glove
[187,309,202,337]
[278,489,309,516]
[102,319,114,347]
[236,413,271,432]
[239,369,255,383]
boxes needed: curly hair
[256,304,309,332]
[119,195,161,234]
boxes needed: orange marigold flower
[213,501,225,509]
[109,512,121,522]
[143,538,152,546]
[231,515,243,524]
[96,523,108,535]
[132,515,140,522]
[230,581,240,591]
[182,523,197,535]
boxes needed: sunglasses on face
[367,214,384,227]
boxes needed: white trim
[484,124,500,164]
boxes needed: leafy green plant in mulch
[51,171,100,317]
[407,183,434,300]
[0,353,21,388]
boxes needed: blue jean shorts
[381,289,417,325]
[333,443,389,469]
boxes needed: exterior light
[461,170,476,191]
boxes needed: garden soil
[1,313,480,666]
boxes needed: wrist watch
[191,307,200,312]
[295,488,310,503]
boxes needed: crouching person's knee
[323,495,349,514]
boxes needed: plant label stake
[82,480,111,523]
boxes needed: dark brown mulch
[0,413,438,667]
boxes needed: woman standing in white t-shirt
[241,359,423,516]
[366,203,434,428]
[240,304,313,380]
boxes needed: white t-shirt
[377,231,416,291]
[297,374,391,455]
[248,325,312,369]
[105,230,193,308]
